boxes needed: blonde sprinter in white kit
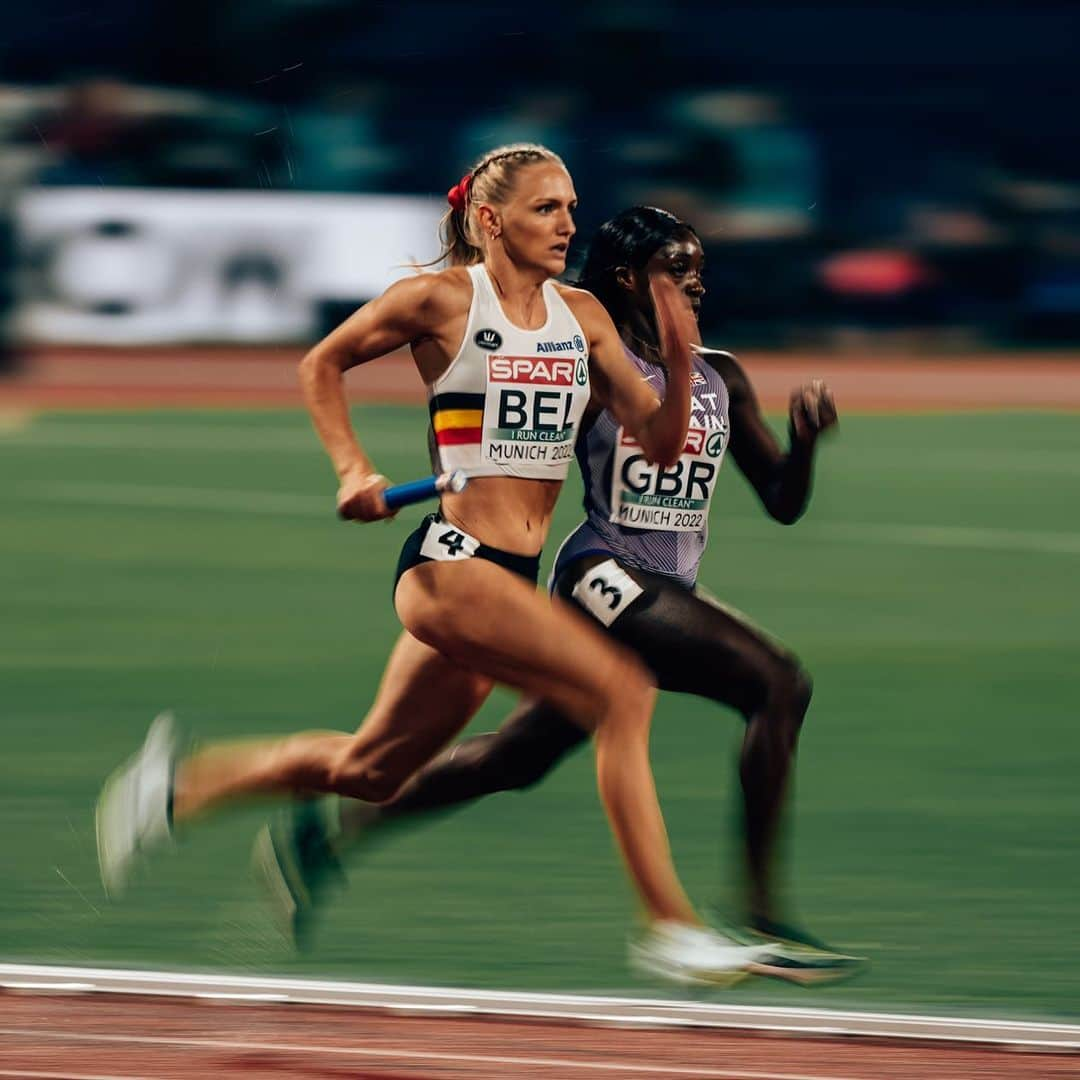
[96,144,775,983]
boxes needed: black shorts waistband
[394,513,541,599]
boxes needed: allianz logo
[537,333,585,353]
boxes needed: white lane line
[0,1029,864,1080]
[2,964,1077,1048]
[33,482,1080,556]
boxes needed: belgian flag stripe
[429,392,485,417]
[433,409,483,434]
[435,427,483,446]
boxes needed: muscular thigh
[554,556,794,717]
[395,558,649,728]
[347,629,494,777]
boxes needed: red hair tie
[447,173,472,213]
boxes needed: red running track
[1,347,1079,411]
[1,992,1077,1079]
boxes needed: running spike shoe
[95,711,178,898]
[629,921,779,987]
[252,797,344,949]
[741,916,867,986]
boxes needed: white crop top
[427,264,592,480]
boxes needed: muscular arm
[707,351,836,525]
[563,278,694,468]
[299,271,464,519]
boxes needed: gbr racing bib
[610,419,729,533]
[482,353,589,468]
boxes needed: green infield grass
[2,407,1077,1020]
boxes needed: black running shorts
[393,513,541,598]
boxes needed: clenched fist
[336,466,394,522]
[789,379,838,446]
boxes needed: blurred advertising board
[14,188,443,344]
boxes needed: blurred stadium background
[1,0,1078,1026]
[3,0,1080,357]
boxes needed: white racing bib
[419,519,481,562]
[609,420,728,533]
[571,558,644,627]
[481,353,589,469]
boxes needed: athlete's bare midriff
[438,474,563,556]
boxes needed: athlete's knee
[763,655,812,742]
[494,735,565,790]
[265,731,348,793]
[326,745,406,803]
[593,651,656,733]
[778,658,812,720]
[437,730,553,792]
[440,732,527,791]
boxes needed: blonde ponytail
[429,143,566,267]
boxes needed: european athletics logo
[474,328,503,351]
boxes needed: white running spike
[629,922,776,987]
[95,712,177,898]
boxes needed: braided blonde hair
[436,143,567,267]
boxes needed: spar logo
[704,416,728,457]
[484,354,582,453]
[575,356,588,386]
[488,356,575,385]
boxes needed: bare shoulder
[385,265,472,320]
[553,281,605,319]
[699,346,752,400]
[553,281,609,333]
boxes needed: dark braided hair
[578,206,698,321]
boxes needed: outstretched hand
[789,379,838,445]
[336,466,394,522]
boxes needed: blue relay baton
[383,469,468,511]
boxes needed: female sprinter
[95,148,777,986]
[262,205,859,985]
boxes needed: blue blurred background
[2,0,1079,364]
